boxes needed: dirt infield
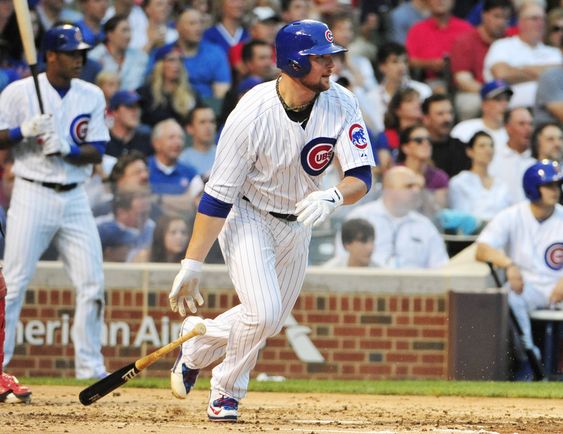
[4,385,561,434]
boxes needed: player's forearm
[184,212,226,262]
[64,144,103,165]
[337,176,368,205]
[475,242,512,268]
[0,129,16,148]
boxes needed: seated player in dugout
[166,20,375,422]
[476,160,563,375]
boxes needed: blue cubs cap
[97,221,137,247]
[109,90,141,110]
[154,44,181,63]
[480,80,513,100]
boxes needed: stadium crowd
[0,0,561,270]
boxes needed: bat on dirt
[13,0,44,114]
[487,263,545,381]
[79,323,206,406]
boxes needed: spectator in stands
[36,0,81,30]
[106,90,153,158]
[405,0,472,86]
[531,122,562,163]
[476,160,563,377]
[422,94,471,178]
[489,107,536,203]
[104,0,148,51]
[142,0,178,53]
[179,105,217,178]
[171,7,231,99]
[137,45,198,127]
[203,0,249,57]
[383,87,423,150]
[387,0,428,45]
[344,166,449,269]
[109,150,150,193]
[220,39,276,125]
[451,80,512,159]
[397,124,449,213]
[545,7,563,48]
[534,44,563,124]
[76,0,109,47]
[95,70,120,107]
[326,11,380,131]
[229,6,280,76]
[150,214,191,262]
[450,0,512,120]
[148,119,204,217]
[281,0,310,23]
[448,131,512,223]
[483,1,562,108]
[374,42,432,131]
[88,15,149,91]
[97,219,137,261]
[97,189,155,262]
[324,218,376,268]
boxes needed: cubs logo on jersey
[70,114,91,145]
[544,242,563,271]
[349,123,368,150]
[301,137,336,176]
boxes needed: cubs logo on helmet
[544,242,563,271]
[349,123,368,150]
[325,30,333,43]
[70,114,91,145]
[301,137,336,176]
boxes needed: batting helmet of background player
[522,160,563,202]
[42,24,91,53]
[275,20,347,78]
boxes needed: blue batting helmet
[275,20,347,78]
[522,160,563,201]
[43,24,91,53]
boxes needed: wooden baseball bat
[79,323,206,406]
[13,0,44,113]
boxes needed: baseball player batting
[0,24,109,379]
[167,20,375,422]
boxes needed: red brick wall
[9,285,448,380]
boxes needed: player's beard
[299,75,331,94]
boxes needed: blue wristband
[8,127,23,142]
[68,144,81,157]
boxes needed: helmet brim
[300,43,347,56]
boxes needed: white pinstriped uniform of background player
[0,25,109,379]
[167,20,375,422]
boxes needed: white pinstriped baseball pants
[2,177,106,379]
[179,198,311,401]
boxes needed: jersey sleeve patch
[70,114,91,145]
[301,137,336,176]
[544,242,563,271]
[348,123,368,150]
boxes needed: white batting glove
[20,114,54,138]
[295,187,343,228]
[42,132,71,156]
[169,259,205,316]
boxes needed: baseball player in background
[476,160,563,369]
[168,20,375,422]
[0,24,109,379]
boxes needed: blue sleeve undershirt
[344,165,372,193]
[198,192,233,218]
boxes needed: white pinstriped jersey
[0,73,109,184]
[205,79,375,214]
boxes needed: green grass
[20,377,563,399]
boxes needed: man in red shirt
[405,0,472,86]
[450,0,512,120]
